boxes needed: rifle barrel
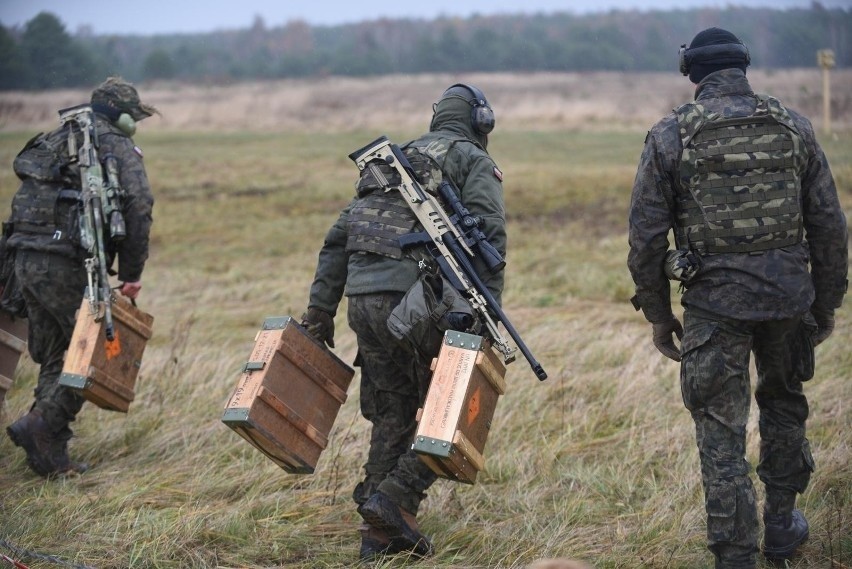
[444,233,547,381]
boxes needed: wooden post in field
[817,49,835,136]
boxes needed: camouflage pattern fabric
[6,177,83,260]
[674,96,806,254]
[7,115,154,283]
[345,191,419,259]
[4,102,154,448]
[90,76,157,121]
[628,69,848,323]
[681,307,816,568]
[348,293,438,514]
[307,91,506,519]
[308,107,505,315]
[628,68,846,568]
[12,128,78,184]
[344,140,467,260]
[13,250,87,440]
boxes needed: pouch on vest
[664,249,702,283]
[387,266,478,357]
[7,180,83,258]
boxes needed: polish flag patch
[134,145,144,158]
[493,166,503,181]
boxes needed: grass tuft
[1,73,850,568]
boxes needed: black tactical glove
[652,316,683,362]
[811,306,835,346]
[301,307,335,348]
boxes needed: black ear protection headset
[678,41,750,76]
[443,83,495,135]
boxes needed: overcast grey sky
[1,0,847,35]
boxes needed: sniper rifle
[348,135,547,381]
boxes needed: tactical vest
[6,125,84,257]
[674,95,807,254]
[345,136,462,259]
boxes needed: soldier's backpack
[6,126,83,258]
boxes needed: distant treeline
[1,5,850,90]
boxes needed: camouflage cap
[90,76,157,121]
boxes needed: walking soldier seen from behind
[3,77,156,478]
[627,28,848,569]
[301,83,506,562]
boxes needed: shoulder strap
[408,134,470,164]
[675,102,721,149]
[755,93,801,136]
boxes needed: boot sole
[764,531,809,560]
[359,537,395,563]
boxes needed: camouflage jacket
[628,69,847,322]
[6,113,154,283]
[308,103,506,317]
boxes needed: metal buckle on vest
[53,230,63,240]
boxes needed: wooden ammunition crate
[413,330,506,484]
[0,310,28,408]
[222,316,355,474]
[58,297,154,413]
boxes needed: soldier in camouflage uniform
[4,77,156,478]
[302,84,505,562]
[627,28,848,568]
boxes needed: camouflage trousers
[14,250,86,441]
[680,306,816,569]
[347,292,438,515]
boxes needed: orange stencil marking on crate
[467,386,481,427]
[104,329,122,360]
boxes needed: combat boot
[50,437,88,476]
[6,410,87,477]
[763,509,809,561]
[358,491,434,558]
[7,409,57,477]
[358,522,393,563]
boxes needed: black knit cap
[682,27,750,84]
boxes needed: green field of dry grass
[0,72,850,569]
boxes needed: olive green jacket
[309,98,506,316]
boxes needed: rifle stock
[349,135,547,381]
